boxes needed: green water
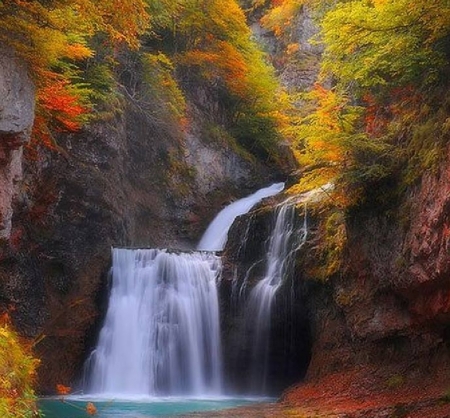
[39,397,260,417]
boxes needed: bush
[0,321,39,418]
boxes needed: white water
[197,183,285,251]
[84,249,223,397]
[246,203,308,394]
[84,183,286,398]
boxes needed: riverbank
[185,366,450,417]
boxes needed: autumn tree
[145,0,285,161]
[0,317,39,418]
[259,0,450,207]
[0,0,150,148]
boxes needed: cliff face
[221,202,312,395]
[222,150,450,409]
[302,151,450,387]
[0,46,34,240]
[0,48,278,393]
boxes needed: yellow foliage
[261,0,305,37]
[0,321,39,418]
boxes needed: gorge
[1,1,450,417]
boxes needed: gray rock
[0,46,35,136]
[0,45,35,239]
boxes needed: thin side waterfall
[246,203,307,394]
[84,249,223,397]
[197,183,285,251]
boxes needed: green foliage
[0,322,39,418]
[306,207,347,281]
[83,62,117,105]
[202,123,256,162]
[141,52,187,123]
[320,0,450,90]
[401,96,450,186]
[440,388,450,404]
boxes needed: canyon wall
[0,45,282,393]
[0,46,34,241]
[303,150,450,386]
[221,150,450,400]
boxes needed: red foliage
[29,72,89,154]
[56,384,71,396]
[363,86,422,137]
[37,77,87,132]
[363,93,387,136]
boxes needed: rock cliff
[221,150,450,412]
[0,46,34,240]
[0,46,281,393]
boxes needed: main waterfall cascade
[84,249,223,396]
[83,183,287,397]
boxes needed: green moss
[390,404,409,418]
[439,388,450,404]
[165,147,196,197]
[202,122,257,164]
[307,207,347,282]
[402,116,449,187]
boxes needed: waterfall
[84,249,223,397]
[245,202,307,394]
[197,183,285,251]
[83,183,285,398]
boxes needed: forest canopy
[0,0,285,162]
[257,0,450,208]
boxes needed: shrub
[0,319,39,418]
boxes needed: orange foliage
[86,402,97,415]
[56,384,71,396]
[311,83,347,136]
[37,80,87,132]
[179,40,249,98]
[29,72,88,150]
[363,93,389,137]
[0,0,150,152]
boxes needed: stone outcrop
[0,46,35,240]
[304,149,450,387]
